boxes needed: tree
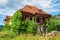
[11,10,22,35]
[46,16,60,32]
[4,22,11,31]
[25,18,38,35]
[9,10,38,35]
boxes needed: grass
[15,34,60,40]
[0,32,60,40]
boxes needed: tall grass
[0,33,60,40]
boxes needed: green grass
[0,32,60,40]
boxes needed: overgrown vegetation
[4,11,38,35]
[0,11,60,40]
[46,16,60,32]
[0,34,60,40]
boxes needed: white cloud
[0,0,60,25]
[4,10,16,16]
[0,0,60,16]
[45,9,60,13]
[23,0,60,14]
[0,8,17,16]
[0,0,8,6]
[23,0,53,8]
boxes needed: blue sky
[0,0,60,25]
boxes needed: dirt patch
[46,31,60,37]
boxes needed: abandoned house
[4,5,51,33]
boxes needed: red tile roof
[21,5,51,15]
[4,5,51,21]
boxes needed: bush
[11,11,22,35]
[11,11,38,35]
[46,17,60,32]
[25,18,38,35]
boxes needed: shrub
[25,18,38,35]
[46,17,60,32]
[5,10,38,35]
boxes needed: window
[30,16,32,20]
[42,16,44,20]
[25,15,28,20]
[42,16,44,23]
[36,16,40,23]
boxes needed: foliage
[46,16,60,32]
[0,25,4,31]
[24,18,38,35]
[0,34,60,40]
[56,14,60,16]
[4,22,11,32]
[11,11,38,35]
[11,10,22,35]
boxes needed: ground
[0,31,60,40]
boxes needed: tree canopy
[10,11,38,35]
[46,17,60,32]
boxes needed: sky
[0,0,60,25]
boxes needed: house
[4,16,12,25]
[4,5,51,33]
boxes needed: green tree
[46,17,60,32]
[23,18,38,35]
[9,10,38,35]
[11,10,22,35]
[4,22,11,31]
